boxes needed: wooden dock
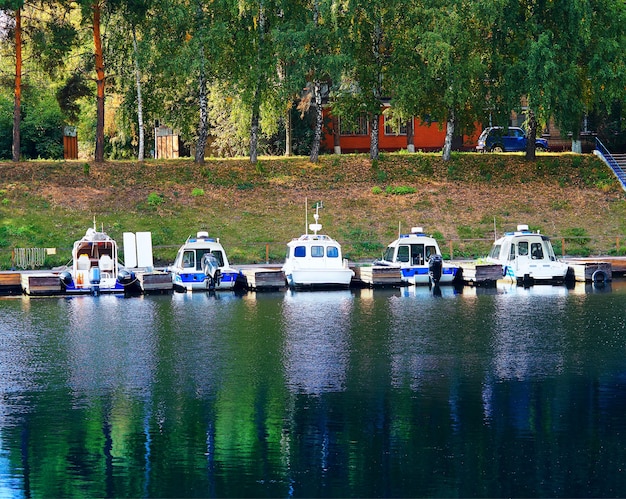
[239,267,286,290]
[457,262,502,287]
[565,261,612,282]
[565,257,626,279]
[353,265,404,287]
[21,273,62,295]
[0,272,22,294]
[137,271,173,293]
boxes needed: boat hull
[172,270,239,292]
[401,265,460,285]
[501,262,570,284]
[284,268,354,288]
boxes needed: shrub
[192,188,205,197]
[147,192,164,206]
[385,185,416,195]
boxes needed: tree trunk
[442,110,455,161]
[12,7,21,163]
[370,114,379,160]
[195,51,208,165]
[309,81,322,162]
[132,27,145,161]
[332,115,341,154]
[249,0,264,164]
[525,108,537,161]
[93,1,105,163]
[285,104,292,156]
[406,118,414,153]
[250,84,260,163]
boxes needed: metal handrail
[595,137,626,191]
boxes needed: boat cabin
[487,224,570,284]
[382,230,440,266]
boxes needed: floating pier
[137,271,173,293]
[1,270,174,296]
[566,261,612,283]
[458,263,502,287]
[0,272,22,294]
[21,273,62,295]
[239,267,286,290]
[353,265,404,287]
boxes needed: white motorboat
[374,227,462,285]
[486,224,572,285]
[169,231,242,291]
[59,222,137,294]
[282,204,354,288]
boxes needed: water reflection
[282,290,353,394]
[0,283,625,496]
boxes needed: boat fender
[59,271,73,288]
[117,269,136,286]
[592,269,607,284]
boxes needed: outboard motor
[428,254,443,285]
[59,270,73,290]
[89,267,101,296]
[117,269,136,286]
[202,253,221,290]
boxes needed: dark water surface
[1,282,626,498]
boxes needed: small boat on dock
[374,227,462,285]
[59,222,136,295]
[169,231,242,292]
[282,203,354,288]
[486,224,572,285]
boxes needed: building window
[339,115,369,136]
[384,116,408,136]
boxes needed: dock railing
[595,138,626,192]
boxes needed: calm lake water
[1,281,626,498]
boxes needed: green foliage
[456,225,484,239]
[385,185,416,195]
[147,192,164,206]
[192,188,204,197]
[0,95,13,159]
[562,227,591,246]
[20,96,65,160]
[371,186,383,195]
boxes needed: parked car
[476,126,549,153]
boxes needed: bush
[147,192,165,206]
[20,94,65,160]
[385,185,416,195]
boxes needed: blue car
[476,126,549,152]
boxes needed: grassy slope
[0,152,625,269]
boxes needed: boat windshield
[383,246,394,262]
[530,242,544,259]
[488,244,501,259]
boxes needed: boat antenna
[309,201,323,236]
[493,216,497,241]
[93,215,96,230]
[398,221,401,239]
[305,197,308,235]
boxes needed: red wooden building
[321,107,480,154]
